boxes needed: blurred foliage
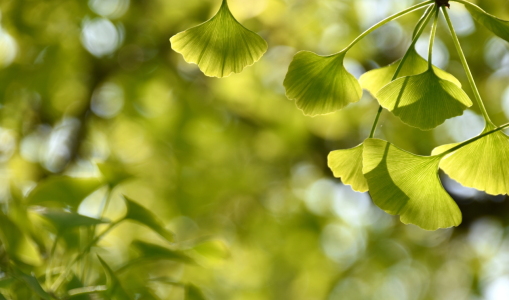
[0,0,508,299]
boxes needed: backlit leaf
[98,256,132,300]
[27,176,103,211]
[376,69,472,130]
[327,144,368,192]
[432,125,509,195]
[359,47,461,96]
[37,208,107,232]
[283,51,362,116]
[132,240,195,264]
[362,138,462,230]
[170,0,268,78]
[465,2,509,42]
[123,196,174,242]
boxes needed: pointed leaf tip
[376,69,472,130]
[284,51,362,116]
[123,196,174,242]
[170,0,268,78]
[328,144,368,192]
[363,138,462,230]
[433,126,509,196]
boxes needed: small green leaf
[327,144,368,192]
[123,196,174,242]
[98,256,132,300]
[97,160,133,188]
[27,176,103,211]
[15,271,51,300]
[132,240,195,264]
[170,0,267,78]
[283,51,362,116]
[432,125,509,195]
[359,47,461,96]
[37,208,107,232]
[186,284,207,300]
[465,2,509,42]
[376,69,472,130]
[362,138,462,230]
[0,213,41,266]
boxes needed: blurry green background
[1,0,509,299]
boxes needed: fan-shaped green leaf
[359,48,461,96]
[123,196,174,242]
[37,209,107,232]
[98,256,132,300]
[27,176,103,211]
[465,2,509,42]
[283,51,362,116]
[170,0,267,78]
[432,125,509,195]
[327,144,368,192]
[362,138,462,230]
[376,69,472,130]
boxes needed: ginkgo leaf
[362,138,462,230]
[432,125,509,195]
[327,144,368,192]
[359,47,461,96]
[14,270,51,300]
[376,68,472,130]
[123,196,174,242]
[283,51,362,116]
[170,0,268,78]
[132,240,195,264]
[465,2,509,42]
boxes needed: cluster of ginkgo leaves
[171,0,509,230]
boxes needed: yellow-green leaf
[283,51,362,116]
[362,138,462,230]
[432,125,509,195]
[170,0,268,78]
[26,176,103,211]
[327,144,368,192]
[359,47,461,96]
[376,69,472,130]
[123,196,174,242]
[465,2,509,42]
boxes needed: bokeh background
[1,0,509,299]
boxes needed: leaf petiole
[441,6,494,125]
[344,0,434,52]
[438,123,509,157]
[369,4,435,138]
[428,6,440,69]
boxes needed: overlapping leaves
[170,0,267,78]
[362,139,462,230]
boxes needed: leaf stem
[369,5,435,138]
[441,7,494,125]
[438,123,509,157]
[428,6,439,69]
[344,0,434,52]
